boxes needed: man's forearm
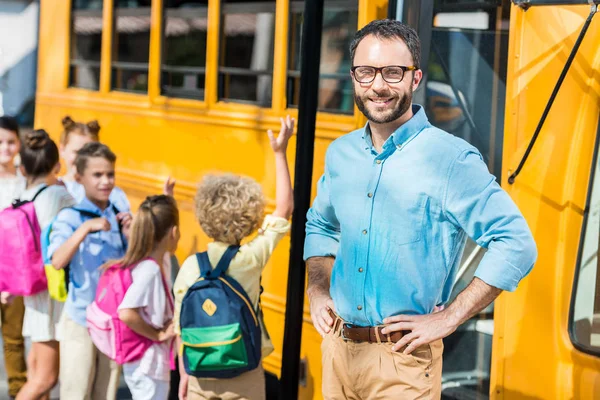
[445,277,501,327]
[306,256,334,298]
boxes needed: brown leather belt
[329,310,404,343]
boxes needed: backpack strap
[12,185,49,208]
[71,206,126,250]
[30,185,49,202]
[212,245,240,278]
[195,245,240,280]
[196,252,213,279]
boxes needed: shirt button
[376,160,382,164]
[357,305,363,311]
[367,192,373,198]
[358,268,363,273]
[362,229,367,235]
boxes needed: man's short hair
[75,142,116,174]
[350,19,421,69]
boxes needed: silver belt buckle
[340,323,354,341]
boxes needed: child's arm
[51,218,110,270]
[177,335,189,400]
[267,115,295,220]
[118,308,175,342]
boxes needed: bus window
[162,0,208,100]
[218,0,275,107]
[424,0,509,182]
[111,0,151,93]
[69,0,103,90]
[572,140,600,353]
[287,0,357,114]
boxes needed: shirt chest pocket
[377,193,428,246]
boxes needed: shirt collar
[361,104,430,151]
[78,196,113,215]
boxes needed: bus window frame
[569,114,600,358]
[60,0,360,126]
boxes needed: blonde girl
[116,195,180,400]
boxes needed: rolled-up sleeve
[443,149,537,292]
[47,210,76,262]
[304,154,341,261]
[245,215,291,269]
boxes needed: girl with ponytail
[114,195,180,400]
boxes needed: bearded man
[304,19,537,399]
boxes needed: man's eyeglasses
[351,65,418,84]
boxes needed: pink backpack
[0,187,49,296]
[86,259,173,365]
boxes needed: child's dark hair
[60,115,101,145]
[117,195,179,268]
[75,142,116,174]
[20,129,59,178]
[0,116,20,137]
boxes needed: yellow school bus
[33,0,600,398]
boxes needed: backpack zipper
[183,334,243,348]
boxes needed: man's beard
[354,88,412,124]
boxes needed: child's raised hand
[267,115,295,154]
[83,218,111,234]
[163,176,176,197]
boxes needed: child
[58,115,130,212]
[116,195,180,400]
[0,116,26,208]
[0,116,27,399]
[48,142,131,400]
[14,130,75,399]
[174,116,295,400]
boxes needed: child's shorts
[123,363,170,400]
[187,365,265,400]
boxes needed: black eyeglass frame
[350,65,419,84]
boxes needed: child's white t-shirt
[118,259,174,381]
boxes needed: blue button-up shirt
[48,197,127,326]
[304,105,537,326]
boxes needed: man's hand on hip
[381,308,458,355]
[381,277,502,355]
[309,294,336,338]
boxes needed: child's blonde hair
[195,174,265,245]
[117,195,179,268]
[60,115,101,145]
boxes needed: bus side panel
[493,4,600,399]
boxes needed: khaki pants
[187,365,265,400]
[59,314,121,400]
[322,322,443,399]
[0,297,27,397]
